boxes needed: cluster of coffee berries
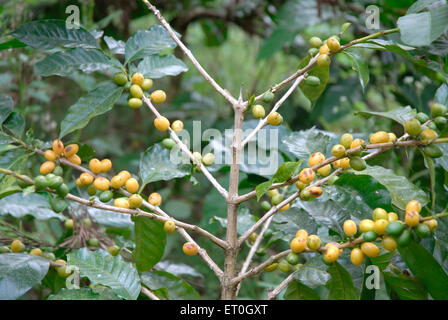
[162,220,199,256]
[250,91,284,126]
[261,188,291,212]
[309,36,341,67]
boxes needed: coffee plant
[0,0,448,300]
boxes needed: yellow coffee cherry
[388,132,397,143]
[44,150,57,161]
[148,192,162,206]
[316,54,331,67]
[131,72,144,86]
[80,173,94,186]
[373,219,389,235]
[339,157,350,169]
[128,98,142,109]
[295,181,307,190]
[268,189,279,198]
[267,112,283,126]
[128,194,143,208]
[326,242,343,255]
[125,178,139,193]
[319,44,329,55]
[369,131,389,144]
[406,200,421,214]
[89,158,102,174]
[332,159,341,169]
[359,219,375,233]
[324,245,340,263]
[150,90,167,104]
[183,242,199,256]
[331,144,346,158]
[52,139,64,156]
[114,198,130,209]
[382,236,397,251]
[307,235,321,250]
[340,133,353,149]
[309,36,322,48]
[154,116,170,131]
[290,237,307,253]
[350,138,365,155]
[40,161,55,175]
[63,144,79,158]
[141,78,153,91]
[280,203,291,211]
[130,84,143,98]
[405,211,420,227]
[423,219,438,231]
[30,248,42,256]
[295,229,308,239]
[309,186,322,198]
[252,104,265,118]
[67,154,81,165]
[350,248,364,266]
[264,263,278,272]
[372,207,388,221]
[100,159,112,173]
[118,170,131,182]
[388,212,399,222]
[110,175,125,189]
[249,232,258,243]
[171,120,184,132]
[343,220,357,236]
[75,178,83,187]
[11,239,24,253]
[308,152,325,166]
[317,164,331,176]
[326,37,340,52]
[164,220,176,234]
[299,168,315,184]
[94,177,110,191]
[361,242,380,258]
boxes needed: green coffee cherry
[262,91,275,103]
[278,259,292,273]
[271,193,284,205]
[416,112,429,123]
[99,190,114,203]
[415,223,431,238]
[50,197,68,213]
[404,118,421,137]
[350,156,366,171]
[87,184,97,196]
[397,229,412,247]
[87,238,99,247]
[162,138,176,150]
[261,200,271,211]
[35,175,49,190]
[286,252,300,265]
[53,166,64,176]
[386,221,405,237]
[48,176,64,189]
[431,103,447,117]
[362,231,378,242]
[423,144,443,158]
[434,116,447,129]
[113,72,128,86]
[56,183,69,198]
[304,76,321,86]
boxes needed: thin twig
[141,286,160,300]
[266,271,297,300]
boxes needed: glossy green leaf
[0,38,26,51]
[136,54,188,79]
[3,112,25,138]
[133,216,166,272]
[298,55,329,102]
[294,256,331,287]
[326,261,359,299]
[0,193,65,220]
[284,280,320,300]
[434,83,448,105]
[59,83,123,138]
[255,161,301,200]
[383,271,428,300]
[0,94,14,126]
[47,287,119,300]
[281,127,333,161]
[140,270,200,300]
[344,49,369,90]
[355,106,416,126]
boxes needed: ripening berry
[125,178,139,194]
[141,78,153,91]
[154,116,170,131]
[100,159,112,173]
[83,218,92,227]
[280,203,291,211]
[388,133,397,143]
[94,177,110,191]
[406,200,421,213]
[423,219,438,231]
[419,129,438,144]
[65,219,74,229]
[202,153,215,166]
[431,103,447,117]
[405,211,420,227]
[150,90,167,104]
[131,72,144,86]
[340,133,353,149]
[361,242,380,258]
[171,120,184,132]
[249,232,258,243]
[80,173,94,186]
[309,36,322,48]
[296,229,308,239]
[369,131,389,144]
[149,192,162,206]
[87,183,97,196]
[405,118,421,137]
[183,242,199,256]
[382,236,397,251]
[343,220,357,236]
[300,188,311,201]
[350,138,364,155]
[331,144,346,158]
[128,194,143,208]
[295,180,307,190]
[252,104,265,118]
[317,54,331,67]
[332,159,341,169]
[309,186,322,198]
[350,248,364,266]
[164,220,176,234]
[326,37,340,52]
[308,152,325,166]
[113,72,128,86]
[359,219,375,233]
[67,154,81,165]
[111,175,125,189]
[373,219,389,235]
[264,263,278,272]
[63,144,79,158]
[11,240,24,253]
[299,168,315,184]
[372,208,388,221]
[30,248,42,256]
[278,259,292,273]
[319,44,329,55]
[128,98,142,109]
[290,237,307,253]
[75,178,83,187]
[324,245,340,263]
[271,193,284,205]
[307,235,321,250]
[107,245,120,256]
[267,112,283,126]
[268,189,279,198]
[118,170,131,182]
[114,198,130,209]
[339,157,350,169]
[52,139,64,156]
[40,161,55,175]
[388,212,398,222]
[89,158,102,174]
[44,150,57,161]
[130,84,143,98]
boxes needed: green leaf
[284,280,320,300]
[369,252,396,271]
[47,287,119,300]
[294,256,331,287]
[3,112,25,138]
[272,206,319,241]
[383,271,428,300]
[0,193,65,220]
[0,253,50,300]
[0,38,26,51]
[140,270,200,300]
[353,166,429,211]
[343,49,369,90]
[0,94,14,126]
[326,261,359,299]
[299,56,329,102]
[67,248,141,300]
[408,0,441,14]
[59,83,123,138]
[35,48,120,77]
[255,180,274,201]
[255,161,301,200]
[125,25,177,64]
[136,54,188,79]
[139,144,191,189]
[133,217,166,273]
[355,106,416,126]
[281,127,332,161]
[360,258,375,300]
[11,19,98,49]
[398,241,448,299]
[435,83,448,105]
